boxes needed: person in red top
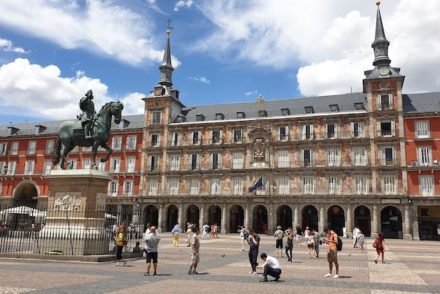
[323,227,339,279]
[374,232,385,264]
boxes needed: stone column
[345,205,352,238]
[372,204,379,237]
[244,204,250,229]
[158,205,163,233]
[403,204,412,240]
[221,204,227,233]
[199,204,205,230]
[178,203,184,227]
[293,206,299,227]
[411,205,420,240]
[268,204,274,234]
[319,206,325,233]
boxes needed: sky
[0,0,440,124]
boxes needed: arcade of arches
[122,203,412,239]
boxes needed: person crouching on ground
[188,227,200,275]
[259,253,282,282]
[144,226,161,276]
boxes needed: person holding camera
[285,228,294,262]
[247,229,260,275]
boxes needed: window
[98,160,106,171]
[232,177,243,195]
[302,124,314,140]
[277,150,290,168]
[24,160,35,175]
[301,149,312,167]
[169,178,179,195]
[303,177,315,194]
[111,157,121,172]
[354,103,364,110]
[328,176,341,194]
[353,147,367,166]
[126,157,136,172]
[277,177,290,195]
[415,121,430,138]
[148,178,158,196]
[123,180,133,196]
[327,148,340,166]
[379,94,393,110]
[212,130,221,144]
[10,142,19,155]
[0,143,7,156]
[70,159,78,169]
[215,113,224,120]
[258,110,267,117]
[190,154,199,170]
[304,106,314,114]
[327,123,337,138]
[190,178,200,195]
[381,147,394,165]
[417,147,432,166]
[329,104,339,112]
[278,126,288,141]
[126,135,137,150]
[420,175,434,196]
[83,158,91,169]
[212,153,222,169]
[109,180,118,196]
[45,140,54,154]
[237,112,246,119]
[281,108,290,116]
[355,176,368,195]
[352,122,365,138]
[233,129,242,143]
[0,161,6,175]
[382,176,396,194]
[232,152,244,169]
[210,178,221,195]
[112,136,122,150]
[192,131,200,145]
[171,132,180,146]
[195,114,205,121]
[169,154,180,171]
[379,121,394,136]
[149,155,158,172]
[44,160,52,175]
[27,141,37,155]
[152,111,161,125]
[151,134,159,147]
[7,161,16,175]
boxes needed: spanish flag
[248,176,264,192]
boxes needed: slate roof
[402,92,440,114]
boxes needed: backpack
[336,236,343,251]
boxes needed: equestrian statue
[52,90,124,169]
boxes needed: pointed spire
[371,1,391,66]
[158,20,174,87]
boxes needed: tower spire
[371,1,391,67]
[158,19,174,87]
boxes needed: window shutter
[301,149,304,162]
[381,177,385,193]
[301,125,306,139]
[335,123,338,138]
[325,124,328,138]
[310,124,314,139]
[310,149,314,165]
[220,130,223,143]
[389,94,393,109]
[350,122,354,137]
[391,121,395,136]
[377,122,381,136]
[377,95,381,110]
[381,148,385,165]
[286,126,289,140]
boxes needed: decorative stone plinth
[34,169,112,256]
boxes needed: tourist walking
[273,225,284,257]
[171,224,181,247]
[259,253,282,282]
[323,227,339,279]
[144,226,161,276]
[357,230,365,253]
[188,227,200,275]
[352,226,361,248]
[373,232,385,263]
[210,223,218,239]
[306,229,315,258]
[114,224,127,267]
[285,228,294,262]
[202,223,209,240]
[240,226,248,251]
[295,224,302,245]
[313,228,321,258]
[247,229,260,275]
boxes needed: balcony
[408,160,440,170]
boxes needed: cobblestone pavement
[0,235,439,294]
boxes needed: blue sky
[0,0,440,124]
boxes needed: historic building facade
[0,3,439,239]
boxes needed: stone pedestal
[34,169,111,256]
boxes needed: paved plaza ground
[0,234,439,294]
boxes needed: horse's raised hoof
[100,158,108,163]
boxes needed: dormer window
[119,119,130,130]
[305,106,314,114]
[7,127,19,136]
[354,103,364,110]
[281,108,290,116]
[258,110,267,117]
[196,114,205,121]
[237,112,246,119]
[34,125,46,135]
[329,104,339,112]
[215,113,225,120]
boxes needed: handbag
[372,240,377,248]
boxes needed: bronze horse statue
[53,101,124,169]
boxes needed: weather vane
[166,18,173,35]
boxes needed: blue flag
[248,176,264,192]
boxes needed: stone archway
[354,205,371,237]
[301,205,318,231]
[166,205,178,231]
[144,205,158,228]
[13,181,38,208]
[276,205,292,230]
[229,205,244,233]
[208,205,221,228]
[252,205,268,234]
[328,205,345,236]
[381,206,403,239]
[186,204,200,227]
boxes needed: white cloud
[174,0,193,12]
[189,75,211,84]
[0,0,180,66]
[245,90,258,96]
[0,58,145,120]
[0,37,28,54]
[192,0,440,95]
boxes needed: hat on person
[276,225,282,230]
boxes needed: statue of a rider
[78,90,95,139]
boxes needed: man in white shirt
[259,253,282,282]
[144,226,161,276]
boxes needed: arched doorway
[252,205,268,234]
[186,205,200,227]
[328,205,345,236]
[166,205,178,231]
[301,205,318,231]
[276,205,292,230]
[354,205,371,237]
[13,182,38,208]
[208,205,221,228]
[144,205,158,228]
[229,205,244,233]
[381,206,403,239]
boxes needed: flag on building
[248,176,264,192]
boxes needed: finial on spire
[376,0,381,6]
[166,18,173,37]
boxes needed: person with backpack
[323,227,340,279]
[273,225,284,258]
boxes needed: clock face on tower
[378,66,390,76]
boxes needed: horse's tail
[52,138,62,165]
